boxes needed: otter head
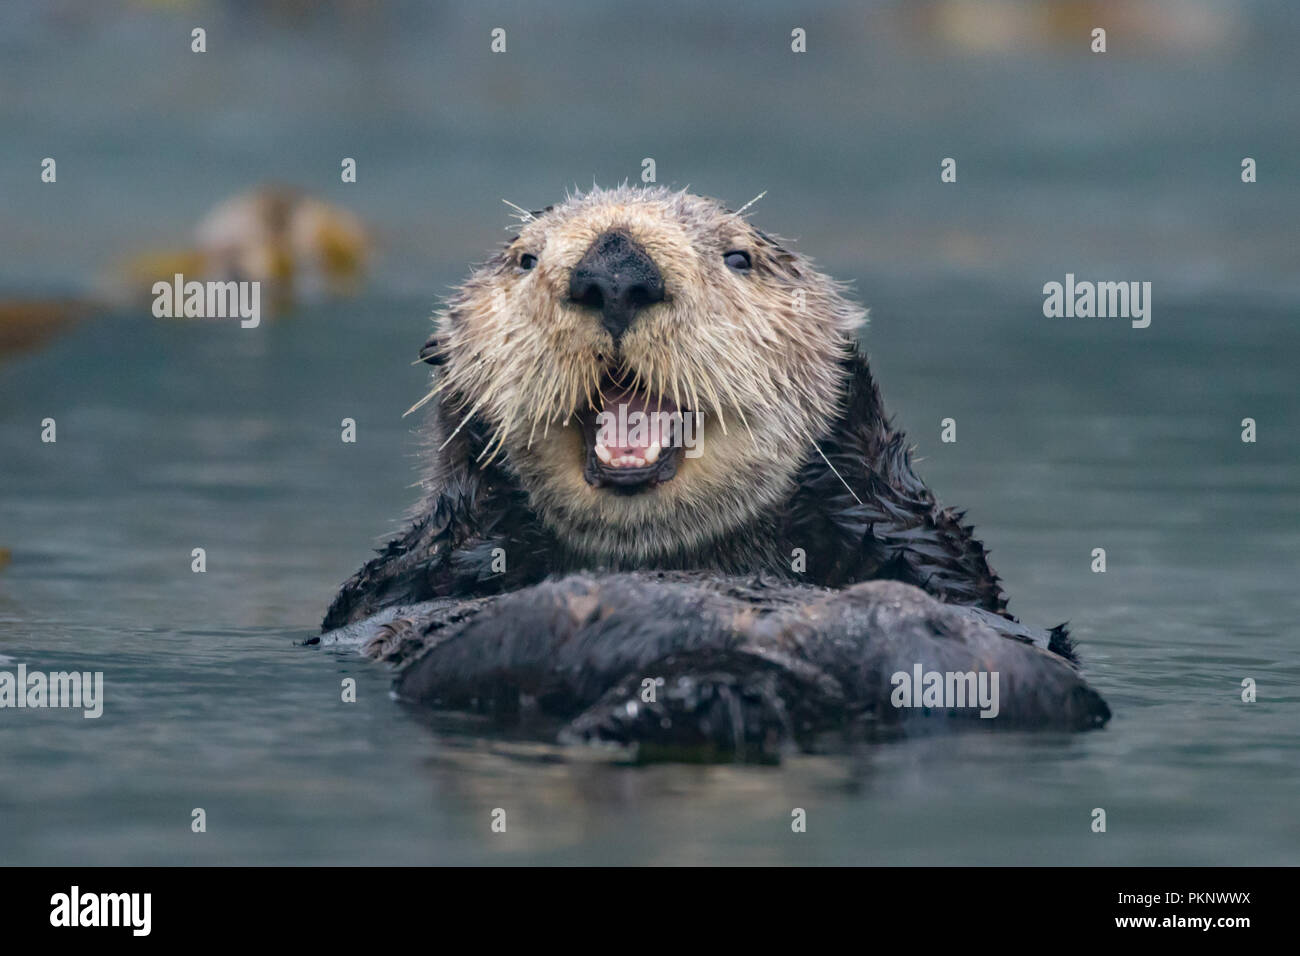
[422,186,865,563]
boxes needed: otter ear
[418,332,442,366]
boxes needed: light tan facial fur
[422,185,865,562]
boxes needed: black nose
[568,231,665,343]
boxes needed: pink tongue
[599,388,678,456]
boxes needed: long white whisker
[811,439,863,505]
[436,395,488,450]
[403,387,439,417]
[501,199,535,221]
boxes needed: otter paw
[559,649,847,763]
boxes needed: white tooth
[644,441,661,464]
[631,457,645,468]
[595,443,612,464]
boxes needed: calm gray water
[1,0,1298,864]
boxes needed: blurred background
[0,0,1297,865]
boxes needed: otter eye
[723,250,752,273]
[519,253,538,271]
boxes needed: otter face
[425,186,864,563]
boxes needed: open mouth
[579,374,686,493]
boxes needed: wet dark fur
[320,345,1103,758]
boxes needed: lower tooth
[595,443,612,464]
[644,441,661,464]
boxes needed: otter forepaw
[559,649,847,763]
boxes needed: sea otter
[320,185,1108,760]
